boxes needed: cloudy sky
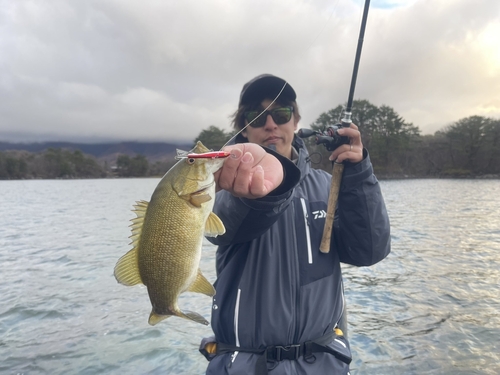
[1,0,499,144]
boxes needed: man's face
[241,99,298,159]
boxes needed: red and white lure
[176,150,230,160]
[186,151,230,159]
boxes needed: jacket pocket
[295,198,339,286]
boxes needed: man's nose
[263,114,278,128]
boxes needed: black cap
[239,74,296,106]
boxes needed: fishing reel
[297,124,350,151]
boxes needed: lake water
[1,178,499,374]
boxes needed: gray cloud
[1,0,499,143]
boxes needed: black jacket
[204,136,390,374]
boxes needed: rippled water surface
[1,179,499,374]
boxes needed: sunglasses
[244,106,294,128]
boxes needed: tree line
[0,148,177,179]
[1,100,499,179]
[0,148,106,179]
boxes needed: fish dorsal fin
[130,200,148,241]
[113,200,149,286]
[186,269,216,297]
[133,200,149,212]
[204,212,226,237]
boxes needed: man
[200,74,391,374]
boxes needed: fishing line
[220,0,343,150]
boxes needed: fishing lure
[186,151,230,159]
[176,149,231,160]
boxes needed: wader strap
[206,330,351,375]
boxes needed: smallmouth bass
[114,141,226,326]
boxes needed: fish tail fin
[179,310,210,326]
[148,311,171,326]
[148,310,209,326]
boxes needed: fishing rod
[343,0,371,126]
[299,0,371,253]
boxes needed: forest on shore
[1,100,499,179]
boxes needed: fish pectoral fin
[187,269,216,297]
[189,191,212,207]
[204,212,226,237]
[114,248,143,286]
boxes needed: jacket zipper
[291,198,311,374]
[230,288,242,364]
[291,202,301,346]
[300,198,313,264]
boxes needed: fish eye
[187,158,195,164]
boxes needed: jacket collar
[292,136,312,182]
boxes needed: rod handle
[319,162,344,253]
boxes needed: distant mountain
[0,141,194,163]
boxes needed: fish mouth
[194,181,215,194]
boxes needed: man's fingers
[215,143,283,199]
[249,165,266,196]
[217,148,242,191]
[232,152,254,196]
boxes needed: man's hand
[215,143,283,199]
[328,123,364,163]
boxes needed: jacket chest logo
[312,210,327,219]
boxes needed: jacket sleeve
[334,149,391,266]
[208,147,301,246]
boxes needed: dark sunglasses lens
[245,107,292,128]
[271,108,292,124]
[245,111,266,128]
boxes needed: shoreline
[2,174,500,181]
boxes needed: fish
[114,141,227,326]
